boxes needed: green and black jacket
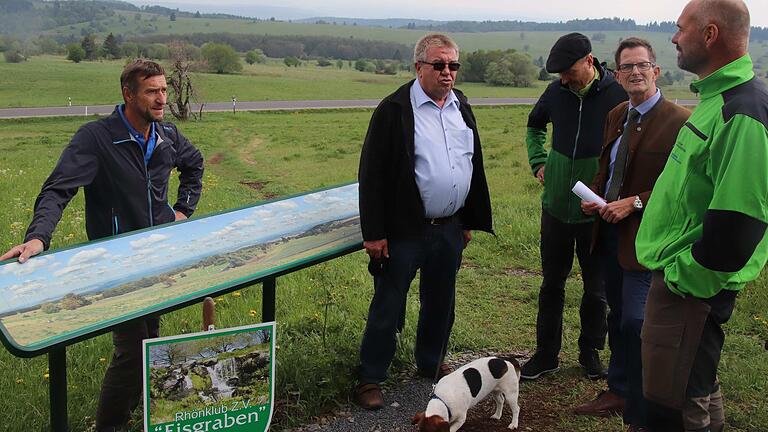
[636,55,768,298]
[526,60,627,224]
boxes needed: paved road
[0,98,700,119]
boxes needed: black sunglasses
[419,61,461,72]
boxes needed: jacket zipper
[112,208,119,235]
[568,98,584,222]
[131,138,155,228]
[146,168,153,227]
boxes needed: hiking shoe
[353,383,384,410]
[573,389,625,417]
[579,350,607,380]
[520,353,559,380]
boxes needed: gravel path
[286,351,528,432]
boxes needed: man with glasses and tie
[522,33,627,382]
[576,37,690,431]
[354,33,493,410]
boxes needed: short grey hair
[413,33,459,63]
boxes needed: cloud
[1,256,53,277]
[130,234,170,250]
[69,248,110,266]
[230,219,257,228]
[270,201,298,210]
[54,264,87,277]
[7,280,45,297]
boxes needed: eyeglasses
[617,62,655,73]
[419,61,461,72]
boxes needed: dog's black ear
[411,412,425,425]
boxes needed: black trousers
[535,210,606,358]
[358,221,464,384]
[95,317,160,430]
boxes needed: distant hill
[293,17,442,28]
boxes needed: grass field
[0,55,711,109]
[0,106,766,431]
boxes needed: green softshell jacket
[526,60,627,224]
[635,55,768,298]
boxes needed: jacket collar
[690,54,755,100]
[107,106,165,147]
[389,79,470,108]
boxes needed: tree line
[403,17,768,41]
[136,33,410,61]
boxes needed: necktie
[605,108,640,202]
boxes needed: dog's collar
[430,395,452,420]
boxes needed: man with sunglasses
[354,33,493,410]
[522,33,627,382]
[576,37,690,431]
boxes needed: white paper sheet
[572,181,607,206]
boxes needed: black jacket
[526,60,628,223]
[25,108,204,249]
[358,80,493,241]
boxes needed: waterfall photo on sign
[143,322,276,432]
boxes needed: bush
[66,44,85,63]
[460,49,516,83]
[201,42,242,74]
[283,56,300,67]
[245,49,265,65]
[485,52,537,87]
[3,50,24,63]
[316,57,332,67]
[143,43,170,60]
[354,59,376,72]
[60,293,91,310]
[41,303,60,314]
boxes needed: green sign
[143,322,276,432]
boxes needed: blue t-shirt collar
[117,104,157,165]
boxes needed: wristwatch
[633,195,643,210]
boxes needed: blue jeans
[358,222,464,384]
[600,222,651,426]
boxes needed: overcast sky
[133,0,768,27]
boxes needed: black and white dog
[411,356,521,431]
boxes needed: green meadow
[0,106,766,431]
[0,54,709,109]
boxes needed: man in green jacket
[635,1,768,430]
[523,33,627,380]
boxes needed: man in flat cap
[522,32,627,383]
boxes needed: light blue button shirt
[605,89,662,196]
[410,80,474,218]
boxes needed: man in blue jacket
[1,59,204,431]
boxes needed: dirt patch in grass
[503,268,542,277]
[207,152,224,165]
[239,180,277,199]
[239,137,265,166]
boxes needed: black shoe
[579,350,607,380]
[520,353,559,380]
